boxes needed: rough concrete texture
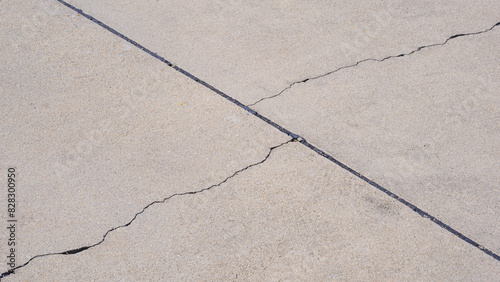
[0,0,288,272]
[254,27,500,252]
[63,0,500,105]
[0,0,499,280]
[7,143,500,280]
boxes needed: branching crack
[248,21,500,107]
[0,139,294,280]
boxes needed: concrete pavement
[8,143,500,280]
[254,25,500,252]
[0,0,499,280]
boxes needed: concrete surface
[0,0,288,273]
[62,0,499,105]
[8,143,500,280]
[0,0,499,280]
[254,27,500,252]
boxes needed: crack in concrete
[247,21,500,107]
[0,139,294,280]
[7,2,499,279]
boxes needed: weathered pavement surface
[0,0,498,280]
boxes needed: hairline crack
[247,21,500,107]
[0,139,294,279]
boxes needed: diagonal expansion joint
[0,139,295,280]
[247,21,500,107]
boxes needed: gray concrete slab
[1,0,499,280]
[7,143,500,280]
[0,0,288,274]
[254,26,500,252]
[62,0,500,105]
